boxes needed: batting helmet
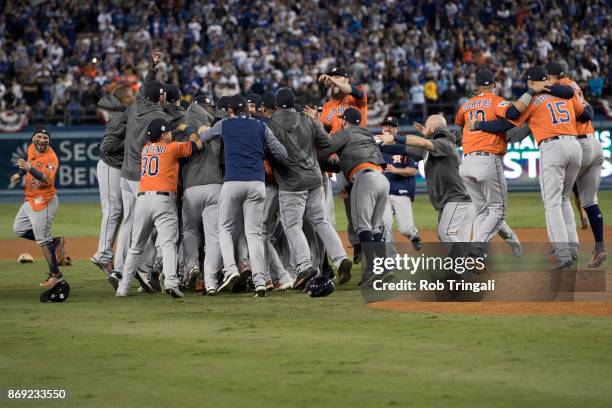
[40,280,71,303]
[306,275,335,297]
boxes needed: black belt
[577,134,587,139]
[467,151,491,156]
[539,136,560,146]
[138,191,170,197]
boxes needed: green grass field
[1,192,612,407]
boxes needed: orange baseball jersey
[25,144,59,211]
[558,77,595,135]
[320,85,368,134]
[139,141,193,193]
[455,92,512,155]
[509,93,584,144]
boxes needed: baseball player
[377,116,422,251]
[11,127,64,287]
[267,88,352,289]
[198,94,289,297]
[472,66,590,269]
[546,62,606,268]
[113,77,169,291]
[92,85,134,275]
[385,115,474,247]
[178,96,223,294]
[317,108,389,286]
[247,93,263,118]
[454,69,514,255]
[116,118,204,298]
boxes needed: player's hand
[385,164,399,174]
[10,173,20,183]
[177,123,188,132]
[197,125,209,134]
[380,132,395,145]
[303,105,318,119]
[467,118,477,131]
[338,188,349,200]
[152,52,163,67]
[412,122,426,134]
[17,159,31,172]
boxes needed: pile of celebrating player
[11,54,607,299]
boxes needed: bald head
[424,114,447,137]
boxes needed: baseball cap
[340,107,362,125]
[218,96,231,111]
[262,92,276,109]
[147,118,174,142]
[246,93,262,109]
[32,126,51,138]
[525,66,548,81]
[229,94,248,110]
[326,67,349,78]
[475,69,495,86]
[193,94,213,106]
[276,88,295,109]
[381,116,399,127]
[143,80,165,101]
[545,61,565,77]
[164,84,181,103]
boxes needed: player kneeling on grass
[116,119,204,298]
[10,127,64,288]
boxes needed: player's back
[558,77,595,135]
[455,92,510,155]
[139,141,192,193]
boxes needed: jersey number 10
[141,155,159,177]
[546,101,570,125]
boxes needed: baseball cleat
[337,258,353,284]
[165,286,184,298]
[238,260,251,275]
[90,257,113,275]
[186,266,200,290]
[108,272,122,290]
[148,272,162,293]
[549,260,573,271]
[265,279,274,291]
[411,236,423,251]
[135,270,155,293]
[218,271,240,292]
[588,250,607,269]
[253,286,267,297]
[273,281,294,291]
[293,267,317,290]
[39,273,64,288]
[507,238,523,257]
[116,286,130,297]
[205,287,217,296]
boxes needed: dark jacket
[121,96,170,181]
[318,126,386,182]
[267,109,332,191]
[164,103,186,129]
[97,94,128,169]
[177,103,223,189]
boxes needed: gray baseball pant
[323,176,336,227]
[460,153,506,243]
[437,201,474,244]
[118,193,180,291]
[278,185,347,274]
[576,134,604,207]
[383,194,418,240]
[350,170,390,235]
[217,181,266,288]
[94,160,123,264]
[116,177,154,273]
[13,196,58,246]
[263,184,293,284]
[539,136,583,262]
[182,184,223,289]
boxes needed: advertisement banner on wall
[0,126,610,199]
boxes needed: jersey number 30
[141,155,159,176]
[546,101,570,125]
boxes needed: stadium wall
[1,123,611,202]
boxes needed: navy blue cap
[276,88,295,109]
[381,116,399,127]
[247,93,262,108]
[218,96,231,111]
[326,67,349,78]
[229,94,248,110]
[525,66,548,81]
[32,126,51,138]
[164,84,181,103]
[147,118,174,142]
[545,62,565,77]
[340,107,362,125]
[143,80,165,102]
[262,92,276,109]
[476,69,495,86]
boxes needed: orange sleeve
[571,95,584,117]
[354,86,367,107]
[493,96,512,118]
[171,141,193,159]
[509,103,533,127]
[42,155,59,185]
[454,105,465,126]
[320,104,331,128]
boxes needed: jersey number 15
[546,101,570,125]
[141,155,159,177]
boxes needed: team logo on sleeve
[46,163,55,171]
[498,101,511,107]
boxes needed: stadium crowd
[0,0,609,125]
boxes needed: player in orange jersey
[115,118,204,298]
[11,127,65,287]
